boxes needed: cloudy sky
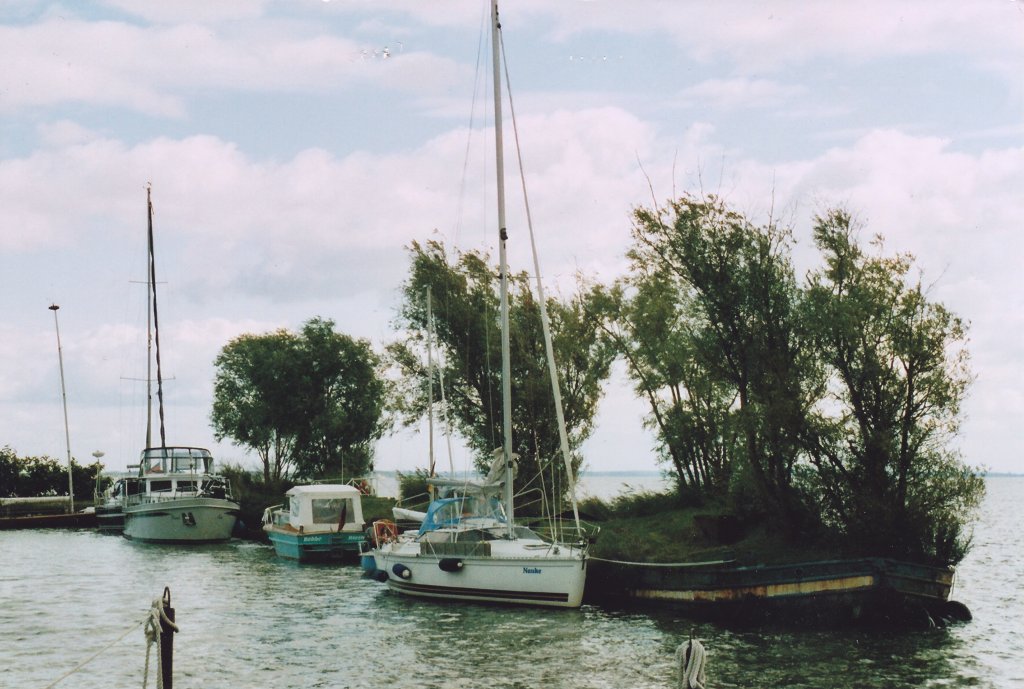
[1,0,1021,478]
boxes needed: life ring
[373,519,398,546]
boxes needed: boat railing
[123,489,203,507]
[524,521,597,547]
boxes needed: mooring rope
[39,611,150,689]
[676,638,708,689]
[142,596,179,689]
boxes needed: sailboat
[371,0,589,608]
[120,186,240,543]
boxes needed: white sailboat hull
[123,496,238,543]
[374,540,587,608]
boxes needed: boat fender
[392,563,412,579]
[439,558,464,573]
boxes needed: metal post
[160,587,176,689]
[48,304,74,514]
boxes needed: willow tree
[803,209,983,564]
[627,194,821,526]
[589,276,739,498]
[388,240,614,507]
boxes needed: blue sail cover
[418,495,507,535]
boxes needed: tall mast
[145,186,153,449]
[491,0,515,536]
[426,287,436,478]
[147,185,167,449]
[48,304,75,513]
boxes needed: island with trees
[1,193,984,625]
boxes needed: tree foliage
[803,209,983,562]
[0,445,98,499]
[617,194,983,564]
[387,240,615,505]
[626,195,820,525]
[211,318,386,483]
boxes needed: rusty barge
[585,556,969,627]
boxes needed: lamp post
[49,304,75,514]
[92,450,105,502]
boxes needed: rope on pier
[675,637,707,689]
[143,595,179,689]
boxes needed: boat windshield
[140,447,213,474]
[311,498,356,525]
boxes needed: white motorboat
[119,188,238,543]
[121,446,238,543]
[94,473,132,533]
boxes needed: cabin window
[173,457,197,472]
[150,480,172,493]
[311,498,353,525]
[176,481,197,493]
[289,498,299,519]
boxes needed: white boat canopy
[284,484,364,531]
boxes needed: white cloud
[675,78,805,109]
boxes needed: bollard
[160,587,176,689]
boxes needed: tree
[628,194,821,527]
[620,195,982,564]
[803,209,983,563]
[211,318,386,483]
[0,446,95,499]
[589,278,739,498]
[387,240,614,507]
[0,446,18,497]
[289,319,387,479]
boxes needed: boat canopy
[284,484,363,531]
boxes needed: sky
[1,0,1021,478]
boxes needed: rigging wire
[498,22,582,531]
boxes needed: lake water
[1,476,1020,688]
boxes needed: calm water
[1,477,1020,689]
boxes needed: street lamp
[49,304,75,514]
[92,451,105,502]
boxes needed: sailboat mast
[491,0,515,535]
[147,186,167,449]
[145,187,153,449]
[48,304,75,513]
[426,287,436,478]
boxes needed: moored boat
[586,556,970,627]
[121,446,238,543]
[93,473,131,533]
[370,0,591,609]
[263,484,367,562]
[372,465,588,607]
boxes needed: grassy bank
[226,468,838,565]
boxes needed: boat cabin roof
[285,484,361,499]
